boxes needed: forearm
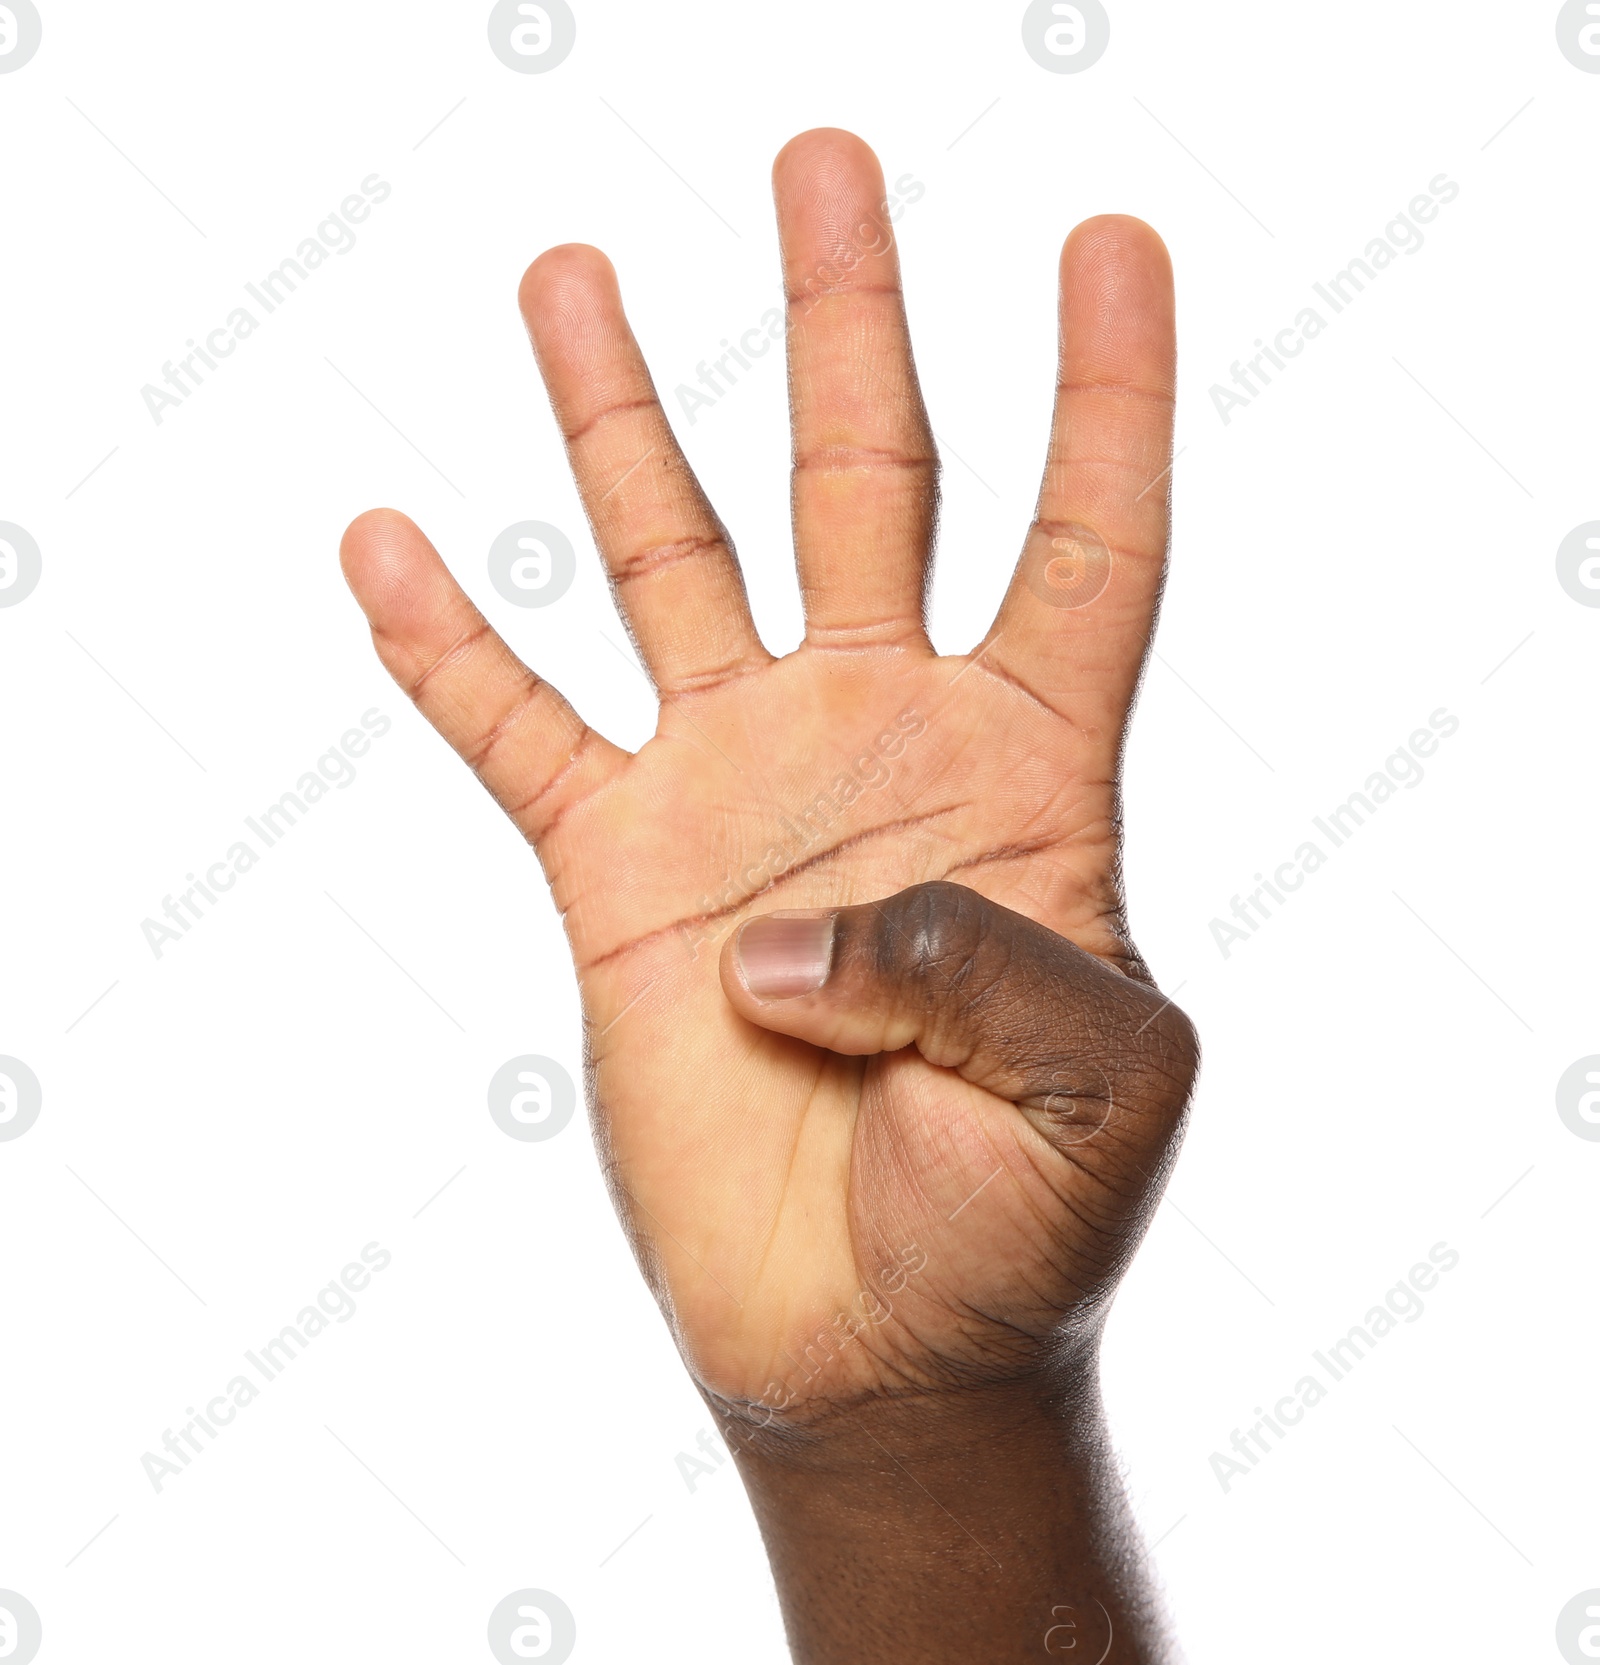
[722,1363,1174,1664]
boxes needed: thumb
[719,881,1197,1152]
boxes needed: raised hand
[341,127,1194,1662]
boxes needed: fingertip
[341,501,421,567]
[772,126,880,192]
[1057,214,1175,390]
[1063,213,1170,262]
[1060,214,1174,302]
[517,245,637,405]
[342,503,415,556]
[518,242,619,326]
[771,128,900,289]
[338,507,443,629]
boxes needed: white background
[2,2,1596,1660]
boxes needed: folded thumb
[720,881,1196,1148]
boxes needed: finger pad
[339,508,446,630]
[1060,217,1176,388]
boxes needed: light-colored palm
[342,129,1181,1416]
[550,646,1129,1406]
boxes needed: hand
[341,128,1194,1660]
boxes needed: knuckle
[1124,992,1201,1110]
[874,881,991,994]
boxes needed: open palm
[341,130,1190,1423]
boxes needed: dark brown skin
[731,1379,1158,1661]
[717,882,1196,1661]
[338,126,1195,1660]
[718,884,1197,1403]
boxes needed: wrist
[712,1343,1101,1474]
[711,1355,1173,1664]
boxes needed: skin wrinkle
[793,445,938,474]
[1000,1092,1149,1228]
[504,727,608,830]
[1007,773,1118,838]
[842,1132,1018,1391]
[1023,519,1166,565]
[1054,378,1177,405]
[462,672,547,771]
[575,803,975,975]
[743,1049,837,1333]
[784,279,903,305]
[800,622,929,651]
[394,616,495,699]
[1041,451,1177,484]
[968,652,1081,727]
[559,393,659,444]
[943,832,1076,877]
[610,533,731,584]
[655,658,771,698]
